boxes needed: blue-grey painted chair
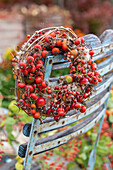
[18,29,113,170]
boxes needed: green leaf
[79,153,87,160]
[5,117,17,125]
[107,98,113,109]
[0,120,5,127]
[67,162,76,170]
[109,114,113,123]
[8,100,19,113]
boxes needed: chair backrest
[18,29,113,168]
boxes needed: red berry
[25,85,34,93]
[80,37,85,43]
[35,76,42,84]
[27,56,34,63]
[88,59,93,65]
[80,106,86,113]
[33,112,40,119]
[18,83,25,88]
[41,80,47,88]
[36,97,45,107]
[27,34,30,38]
[34,44,41,50]
[89,50,95,56]
[54,116,60,121]
[19,99,25,105]
[74,38,80,45]
[52,48,59,55]
[97,77,102,82]
[50,32,56,37]
[94,71,99,76]
[79,78,88,84]
[74,103,81,109]
[36,64,43,70]
[36,60,43,65]
[45,35,51,43]
[41,50,49,58]
[58,111,65,116]
[91,63,97,70]
[47,108,51,115]
[19,62,26,70]
[56,40,62,46]
[62,44,68,51]
[30,93,37,100]
[33,53,41,59]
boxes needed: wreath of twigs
[12,26,102,121]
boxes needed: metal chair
[18,29,113,170]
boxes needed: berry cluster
[12,26,102,121]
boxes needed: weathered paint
[23,91,110,136]
[18,30,113,170]
[23,118,40,170]
[33,108,106,154]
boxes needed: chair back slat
[18,30,113,162]
[23,90,109,136]
[19,106,106,157]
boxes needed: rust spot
[50,122,56,126]
[34,131,37,135]
[62,121,65,124]
[58,141,60,144]
[49,60,52,64]
[84,112,86,115]
[29,151,32,155]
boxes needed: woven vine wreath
[12,26,102,121]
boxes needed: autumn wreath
[12,26,102,121]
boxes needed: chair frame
[18,29,113,170]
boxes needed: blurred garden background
[0,0,113,169]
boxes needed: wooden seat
[18,29,113,170]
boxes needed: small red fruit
[34,44,41,50]
[74,38,81,45]
[19,62,26,70]
[33,53,41,59]
[31,104,36,109]
[80,37,85,43]
[62,44,68,51]
[36,64,43,70]
[30,93,37,100]
[19,99,25,105]
[56,40,62,46]
[91,63,97,70]
[74,103,81,109]
[54,116,60,121]
[52,48,59,55]
[41,80,48,88]
[27,56,34,63]
[89,50,95,56]
[41,50,49,58]
[25,85,34,93]
[35,76,42,84]
[33,112,40,118]
[18,83,25,88]
[79,77,88,84]
[36,60,43,65]
[80,106,86,113]
[50,32,56,37]
[36,97,45,107]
